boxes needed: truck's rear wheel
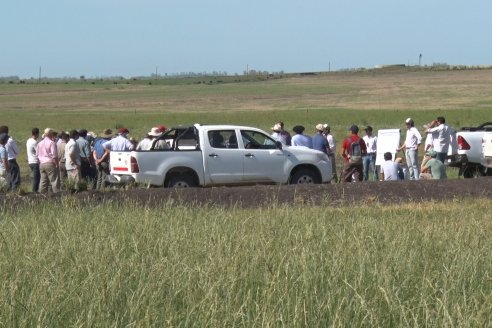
[166,174,197,188]
[290,169,320,184]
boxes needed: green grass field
[1,198,491,326]
[1,68,492,326]
[3,68,492,183]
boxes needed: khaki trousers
[39,162,60,193]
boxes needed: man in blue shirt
[291,125,313,148]
[312,124,328,154]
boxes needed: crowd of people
[0,116,452,192]
[0,124,167,193]
[269,116,453,183]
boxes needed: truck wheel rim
[297,175,314,184]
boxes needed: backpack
[348,138,363,164]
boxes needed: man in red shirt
[340,124,367,182]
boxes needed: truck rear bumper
[106,175,135,185]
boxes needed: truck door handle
[245,153,255,158]
[209,153,219,158]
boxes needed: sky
[1,0,491,78]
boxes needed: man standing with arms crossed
[397,118,422,180]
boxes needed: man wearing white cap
[397,118,422,180]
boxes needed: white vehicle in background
[447,122,492,178]
[107,124,332,187]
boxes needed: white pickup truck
[447,122,492,178]
[107,124,332,187]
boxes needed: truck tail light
[457,136,470,150]
[130,156,139,173]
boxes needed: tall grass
[1,198,491,326]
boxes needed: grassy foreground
[1,199,491,326]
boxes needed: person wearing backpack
[340,124,367,182]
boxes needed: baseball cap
[405,118,414,125]
[426,150,438,157]
[118,127,129,134]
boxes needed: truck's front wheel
[290,169,320,184]
[166,174,197,188]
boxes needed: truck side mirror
[275,141,283,150]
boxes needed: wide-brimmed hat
[101,129,113,138]
[272,123,282,132]
[148,127,163,137]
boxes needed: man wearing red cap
[156,125,167,133]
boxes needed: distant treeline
[2,64,492,85]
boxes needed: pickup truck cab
[108,124,332,187]
[447,122,492,178]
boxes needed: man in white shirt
[397,118,422,180]
[362,126,378,181]
[26,128,41,192]
[65,130,82,185]
[426,116,450,163]
[0,125,21,191]
[380,152,400,181]
[103,127,135,152]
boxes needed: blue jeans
[363,154,378,181]
[8,159,20,191]
[29,163,41,192]
[405,149,420,180]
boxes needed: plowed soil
[2,177,491,210]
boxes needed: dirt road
[2,177,491,210]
